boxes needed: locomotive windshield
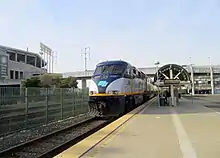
[94,64,125,76]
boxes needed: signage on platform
[164,79,180,85]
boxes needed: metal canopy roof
[154,64,190,82]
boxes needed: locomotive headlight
[89,91,97,95]
[108,90,119,94]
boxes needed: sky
[0,0,220,73]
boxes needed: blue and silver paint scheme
[89,60,129,95]
[88,61,129,117]
[88,60,158,117]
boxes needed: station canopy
[153,64,190,83]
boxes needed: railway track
[0,117,113,158]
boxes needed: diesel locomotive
[88,60,159,117]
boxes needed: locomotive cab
[88,60,152,118]
[89,61,129,117]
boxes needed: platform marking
[202,105,220,116]
[78,99,155,157]
[54,98,156,158]
[171,108,197,158]
[216,112,220,115]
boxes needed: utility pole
[81,46,90,72]
[209,56,214,94]
[155,61,160,107]
[39,52,43,68]
[189,57,195,95]
[51,51,54,73]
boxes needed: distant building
[0,45,47,86]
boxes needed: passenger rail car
[88,60,158,117]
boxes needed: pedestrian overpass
[62,67,159,88]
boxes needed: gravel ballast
[3,119,107,158]
[0,113,92,152]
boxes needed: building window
[20,71,24,79]
[27,55,35,66]
[17,53,25,63]
[8,52,16,61]
[10,70,14,79]
[15,71,19,79]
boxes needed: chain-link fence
[0,87,89,136]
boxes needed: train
[88,60,159,118]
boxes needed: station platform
[54,97,220,158]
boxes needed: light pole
[155,61,160,107]
[81,46,90,72]
[189,57,195,95]
[39,52,43,68]
[40,42,54,73]
[209,56,214,94]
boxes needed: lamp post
[155,61,160,107]
[39,52,43,68]
[40,42,54,73]
[81,46,90,72]
[189,57,195,95]
[209,56,214,94]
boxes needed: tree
[52,75,62,87]
[21,74,78,88]
[21,76,42,101]
[21,76,41,87]
[60,77,78,88]
[40,74,53,88]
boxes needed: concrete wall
[0,45,47,85]
[9,60,47,78]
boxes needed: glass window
[8,52,15,61]
[27,55,35,66]
[10,70,14,79]
[112,65,125,74]
[15,71,19,79]
[102,65,114,74]
[137,71,141,78]
[133,69,136,74]
[20,71,24,79]
[94,66,104,75]
[132,69,137,77]
[17,53,25,63]
[94,64,125,75]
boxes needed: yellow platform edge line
[54,97,156,158]
[89,91,145,97]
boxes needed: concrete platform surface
[80,98,220,158]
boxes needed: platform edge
[54,97,156,158]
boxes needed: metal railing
[0,87,89,136]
